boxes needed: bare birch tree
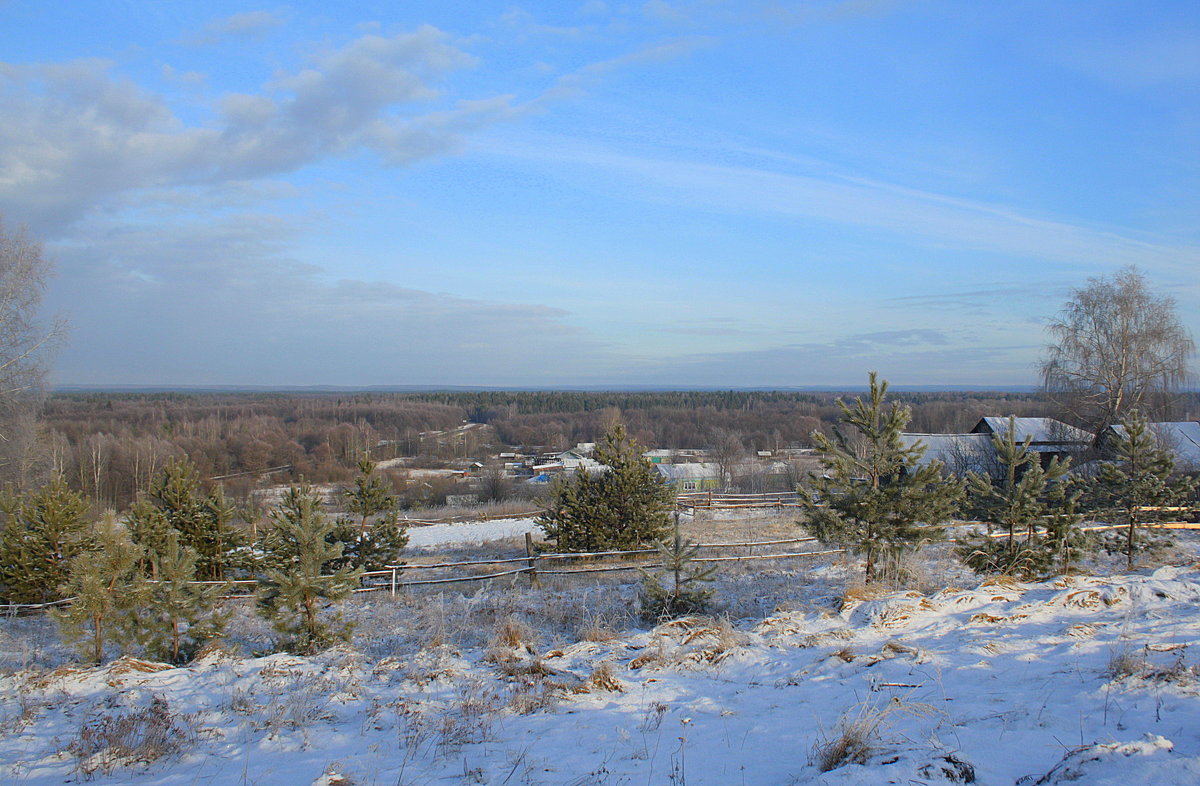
[0,219,64,487]
[1041,266,1194,442]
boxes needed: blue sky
[2,0,1197,388]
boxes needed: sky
[1,0,1197,389]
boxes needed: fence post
[390,566,397,597]
[525,532,540,588]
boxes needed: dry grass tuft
[68,696,197,778]
[810,696,939,772]
[881,639,919,658]
[628,637,671,671]
[1106,645,1149,680]
[577,614,621,643]
[979,575,1023,590]
[683,617,749,665]
[1107,643,1198,683]
[104,656,172,675]
[840,582,887,608]
[491,616,537,651]
[582,661,624,693]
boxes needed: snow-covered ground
[404,517,539,548]
[3,560,1200,785]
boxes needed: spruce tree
[0,475,92,604]
[799,373,963,582]
[537,423,673,552]
[329,455,408,570]
[135,531,228,664]
[959,416,1085,577]
[1083,411,1197,569]
[257,484,362,655]
[51,516,143,664]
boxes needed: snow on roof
[655,462,721,480]
[900,433,994,469]
[974,417,1092,445]
[1109,421,1200,469]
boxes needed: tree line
[29,387,1095,510]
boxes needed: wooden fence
[350,534,842,596]
[9,504,1196,615]
[0,534,842,614]
[676,491,801,513]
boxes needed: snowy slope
[3,565,1200,784]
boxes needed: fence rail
[0,534,839,615]
[677,491,802,512]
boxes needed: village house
[655,462,722,492]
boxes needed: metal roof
[974,417,1092,445]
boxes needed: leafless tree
[0,219,64,487]
[941,436,1002,481]
[709,427,745,491]
[1041,266,1194,443]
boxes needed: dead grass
[68,696,197,779]
[0,684,50,734]
[577,613,622,642]
[840,582,889,609]
[257,674,338,733]
[582,661,624,693]
[490,616,537,652]
[1107,643,1197,683]
[810,695,940,772]
[678,508,798,542]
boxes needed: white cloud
[484,138,1200,277]
[0,27,511,233]
[621,328,1039,387]
[190,10,287,45]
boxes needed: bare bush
[68,696,197,779]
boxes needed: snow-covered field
[404,517,539,548]
[3,553,1200,785]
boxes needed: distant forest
[40,388,1139,508]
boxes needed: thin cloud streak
[484,138,1200,276]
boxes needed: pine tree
[329,455,408,570]
[51,516,143,664]
[135,531,228,664]
[201,484,241,580]
[537,423,673,552]
[799,373,964,582]
[126,458,243,580]
[257,484,362,655]
[1083,411,1197,569]
[958,416,1085,577]
[0,475,92,604]
[639,516,716,621]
